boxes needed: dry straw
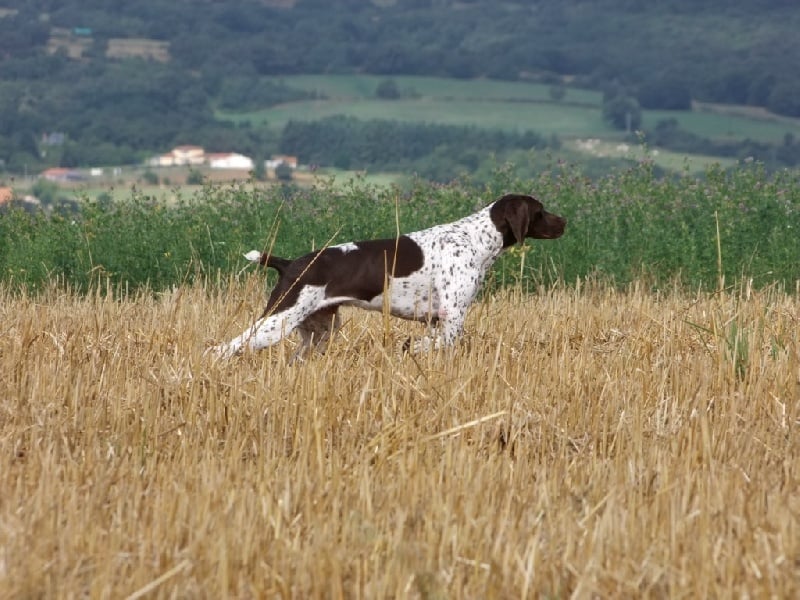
[1,277,798,597]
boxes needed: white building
[207,152,254,170]
[265,155,298,169]
[147,145,206,167]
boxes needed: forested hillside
[1,0,799,174]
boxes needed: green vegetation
[1,161,797,294]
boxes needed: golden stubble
[1,278,798,598]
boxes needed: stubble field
[1,278,798,598]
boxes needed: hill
[1,0,800,178]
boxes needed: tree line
[278,116,549,181]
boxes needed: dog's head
[490,193,566,247]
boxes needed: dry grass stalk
[1,278,798,597]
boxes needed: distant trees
[0,9,49,56]
[766,81,800,117]
[637,74,692,110]
[251,156,267,181]
[279,116,549,180]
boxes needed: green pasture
[637,149,739,172]
[643,109,800,143]
[562,139,739,172]
[268,74,603,105]
[223,74,800,147]
[222,98,616,138]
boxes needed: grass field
[2,279,798,597]
[563,138,740,172]
[266,74,603,105]
[227,97,615,138]
[642,108,800,143]
[213,74,800,176]
[224,74,800,145]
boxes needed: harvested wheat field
[1,278,798,598]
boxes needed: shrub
[375,79,401,100]
[603,95,642,131]
[274,162,293,181]
[0,162,798,294]
[142,169,159,185]
[186,169,204,185]
[767,81,800,117]
[637,75,692,110]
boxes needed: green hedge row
[1,161,798,294]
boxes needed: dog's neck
[452,204,507,261]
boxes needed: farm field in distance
[22,164,408,206]
[218,74,800,173]
[18,74,800,205]
[2,279,799,597]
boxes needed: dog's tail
[243,250,291,274]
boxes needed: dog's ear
[506,199,530,245]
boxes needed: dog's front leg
[408,275,477,352]
[408,305,468,353]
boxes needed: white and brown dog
[211,194,565,359]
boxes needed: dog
[210,193,565,360]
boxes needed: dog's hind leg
[290,306,342,364]
[212,285,327,359]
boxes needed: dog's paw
[204,343,236,360]
[402,335,444,354]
